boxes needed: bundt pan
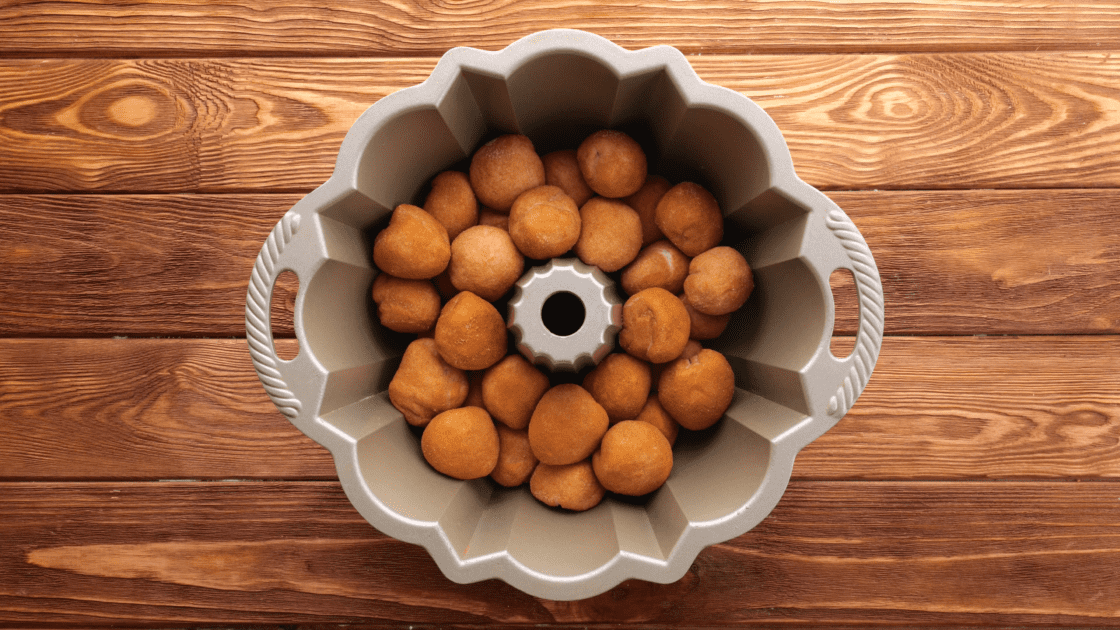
[246,29,885,601]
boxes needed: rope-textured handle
[824,209,885,418]
[246,212,303,419]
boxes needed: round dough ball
[469,134,546,211]
[658,349,735,430]
[618,287,691,364]
[654,182,724,257]
[508,185,581,259]
[592,420,673,496]
[433,291,508,371]
[583,353,651,422]
[388,338,468,427]
[683,246,754,316]
[421,406,499,480]
[373,204,451,279]
[371,273,440,334]
[577,130,647,198]
[680,292,731,340]
[530,460,605,511]
[481,354,550,430]
[477,207,509,231]
[423,170,478,241]
[620,240,690,296]
[491,425,538,487]
[543,149,594,207]
[448,225,524,301]
[574,197,642,273]
[624,174,672,246]
[633,395,679,445]
[528,384,609,466]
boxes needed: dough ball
[574,197,642,273]
[683,246,754,316]
[633,395,679,445]
[508,185,581,259]
[448,225,524,301]
[620,240,690,296]
[491,425,538,487]
[373,204,451,279]
[481,354,550,430]
[433,291,508,371]
[618,287,691,364]
[465,370,485,408]
[421,406,499,480]
[433,268,458,302]
[528,384,609,466]
[650,339,702,387]
[654,182,723,257]
[658,349,735,430]
[543,149,594,207]
[388,338,468,427]
[583,353,651,422]
[530,460,605,511]
[592,420,673,496]
[423,170,478,241]
[477,207,509,231]
[624,174,672,246]
[371,273,440,334]
[577,130,647,198]
[680,292,731,340]
[469,134,546,211]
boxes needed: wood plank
[3,480,1119,624]
[1,337,1117,481]
[2,54,1120,193]
[2,1,1119,57]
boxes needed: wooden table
[2,2,1119,626]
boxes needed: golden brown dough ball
[620,240,690,296]
[477,207,509,231]
[433,291,508,371]
[491,425,538,487]
[543,149,594,207]
[577,130,647,198]
[633,395,679,445]
[371,273,441,334]
[528,384,609,465]
[592,420,673,496]
[433,268,458,302]
[508,185,581,259]
[388,338,469,427]
[421,406,499,480]
[583,353,651,422]
[574,197,642,273]
[654,182,724,257]
[658,349,735,430]
[618,287,691,364]
[683,246,754,316]
[481,354,550,430]
[373,204,451,279]
[465,370,485,408]
[680,292,731,340]
[448,225,524,301]
[423,170,478,241]
[469,134,546,211]
[530,460,605,511]
[624,174,672,246]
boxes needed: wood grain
[4,480,1120,624]
[2,1,1120,57]
[2,337,1116,481]
[3,54,1120,193]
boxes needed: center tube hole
[541,291,585,337]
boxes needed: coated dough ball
[508,185,582,259]
[530,460,605,511]
[491,425,538,487]
[421,406,499,480]
[528,384,609,466]
[618,287,691,364]
[658,349,735,430]
[620,240,690,296]
[633,395,679,445]
[583,353,651,422]
[592,420,673,496]
[683,246,754,316]
[423,170,478,241]
[481,354,550,430]
[574,197,642,273]
[371,273,440,334]
[654,182,723,257]
[477,207,509,231]
[680,292,731,340]
[469,134,546,211]
[388,338,469,427]
[543,149,594,207]
[577,130,647,198]
[624,174,672,246]
[433,291,508,371]
[448,225,524,301]
[373,204,451,279]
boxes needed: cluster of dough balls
[372,129,754,511]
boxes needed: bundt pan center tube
[246,29,885,600]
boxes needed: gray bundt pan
[246,29,885,600]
